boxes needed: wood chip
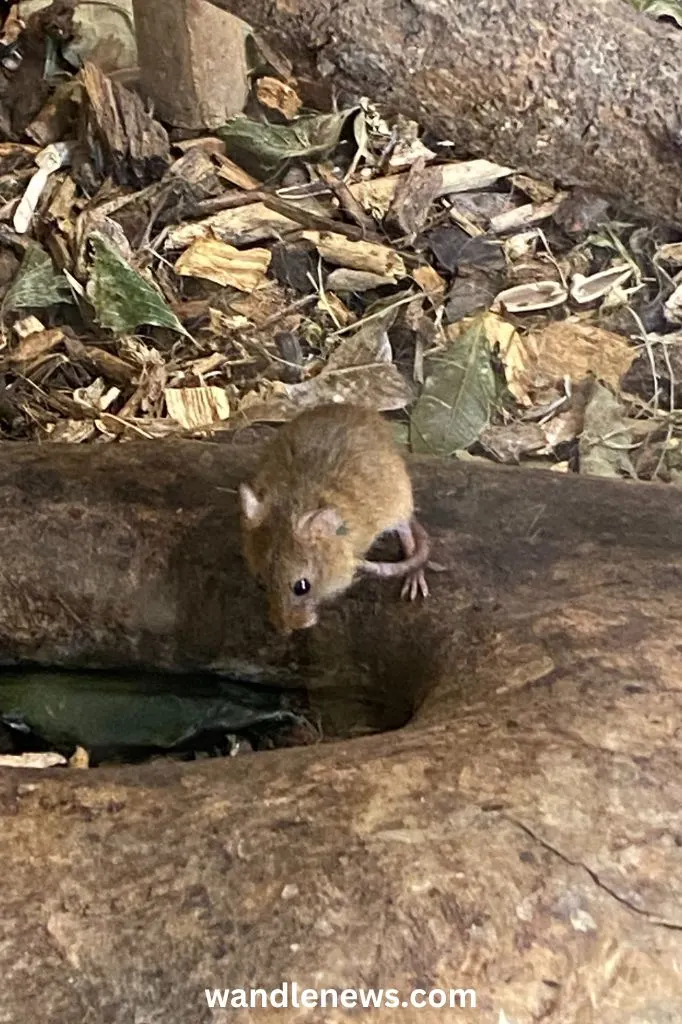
[302,230,406,278]
[255,77,302,119]
[165,385,230,430]
[174,238,271,291]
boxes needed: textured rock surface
[205,0,682,226]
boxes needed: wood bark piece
[0,442,681,1022]
[132,0,250,130]
[200,0,682,226]
[81,61,170,186]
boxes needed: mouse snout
[269,597,318,634]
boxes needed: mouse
[239,403,431,633]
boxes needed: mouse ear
[296,506,345,540]
[239,483,266,527]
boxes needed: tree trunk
[188,0,682,227]
[0,440,681,1022]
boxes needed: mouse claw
[401,568,429,601]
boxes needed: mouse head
[240,484,357,634]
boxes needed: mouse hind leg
[358,517,430,599]
[395,517,429,600]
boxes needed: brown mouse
[239,403,431,634]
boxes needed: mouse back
[240,404,415,631]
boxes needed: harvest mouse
[239,403,431,634]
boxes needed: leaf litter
[0,9,674,461]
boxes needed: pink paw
[401,568,429,601]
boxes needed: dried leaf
[410,318,496,454]
[579,383,636,478]
[165,386,230,430]
[174,238,271,292]
[5,244,72,310]
[479,422,546,462]
[10,327,64,364]
[87,233,189,336]
[242,364,413,421]
[411,264,447,301]
[325,317,393,371]
[500,321,636,403]
[325,268,396,292]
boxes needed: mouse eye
[292,578,311,597]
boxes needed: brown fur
[240,404,414,632]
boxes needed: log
[190,0,682,226]
[0,440,681,1023]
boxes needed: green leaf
[217,109,356,177]
[4,244,72,310]
[638,0,682,24]
[410,319,496,455]
[86,233,189,336]
[579,381,636,478]
[0,669,308,761]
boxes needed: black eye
[292,578,311,596]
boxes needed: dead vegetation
[0,1,679,482]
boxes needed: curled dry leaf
[499,321,637,405]
[493,280,568,314]
[174,238,271,292]
[325,316,394,371]
[165,386,230,430]
[241,313,410,421]
[302,230,406,278]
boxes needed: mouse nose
[275,609,318,633]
